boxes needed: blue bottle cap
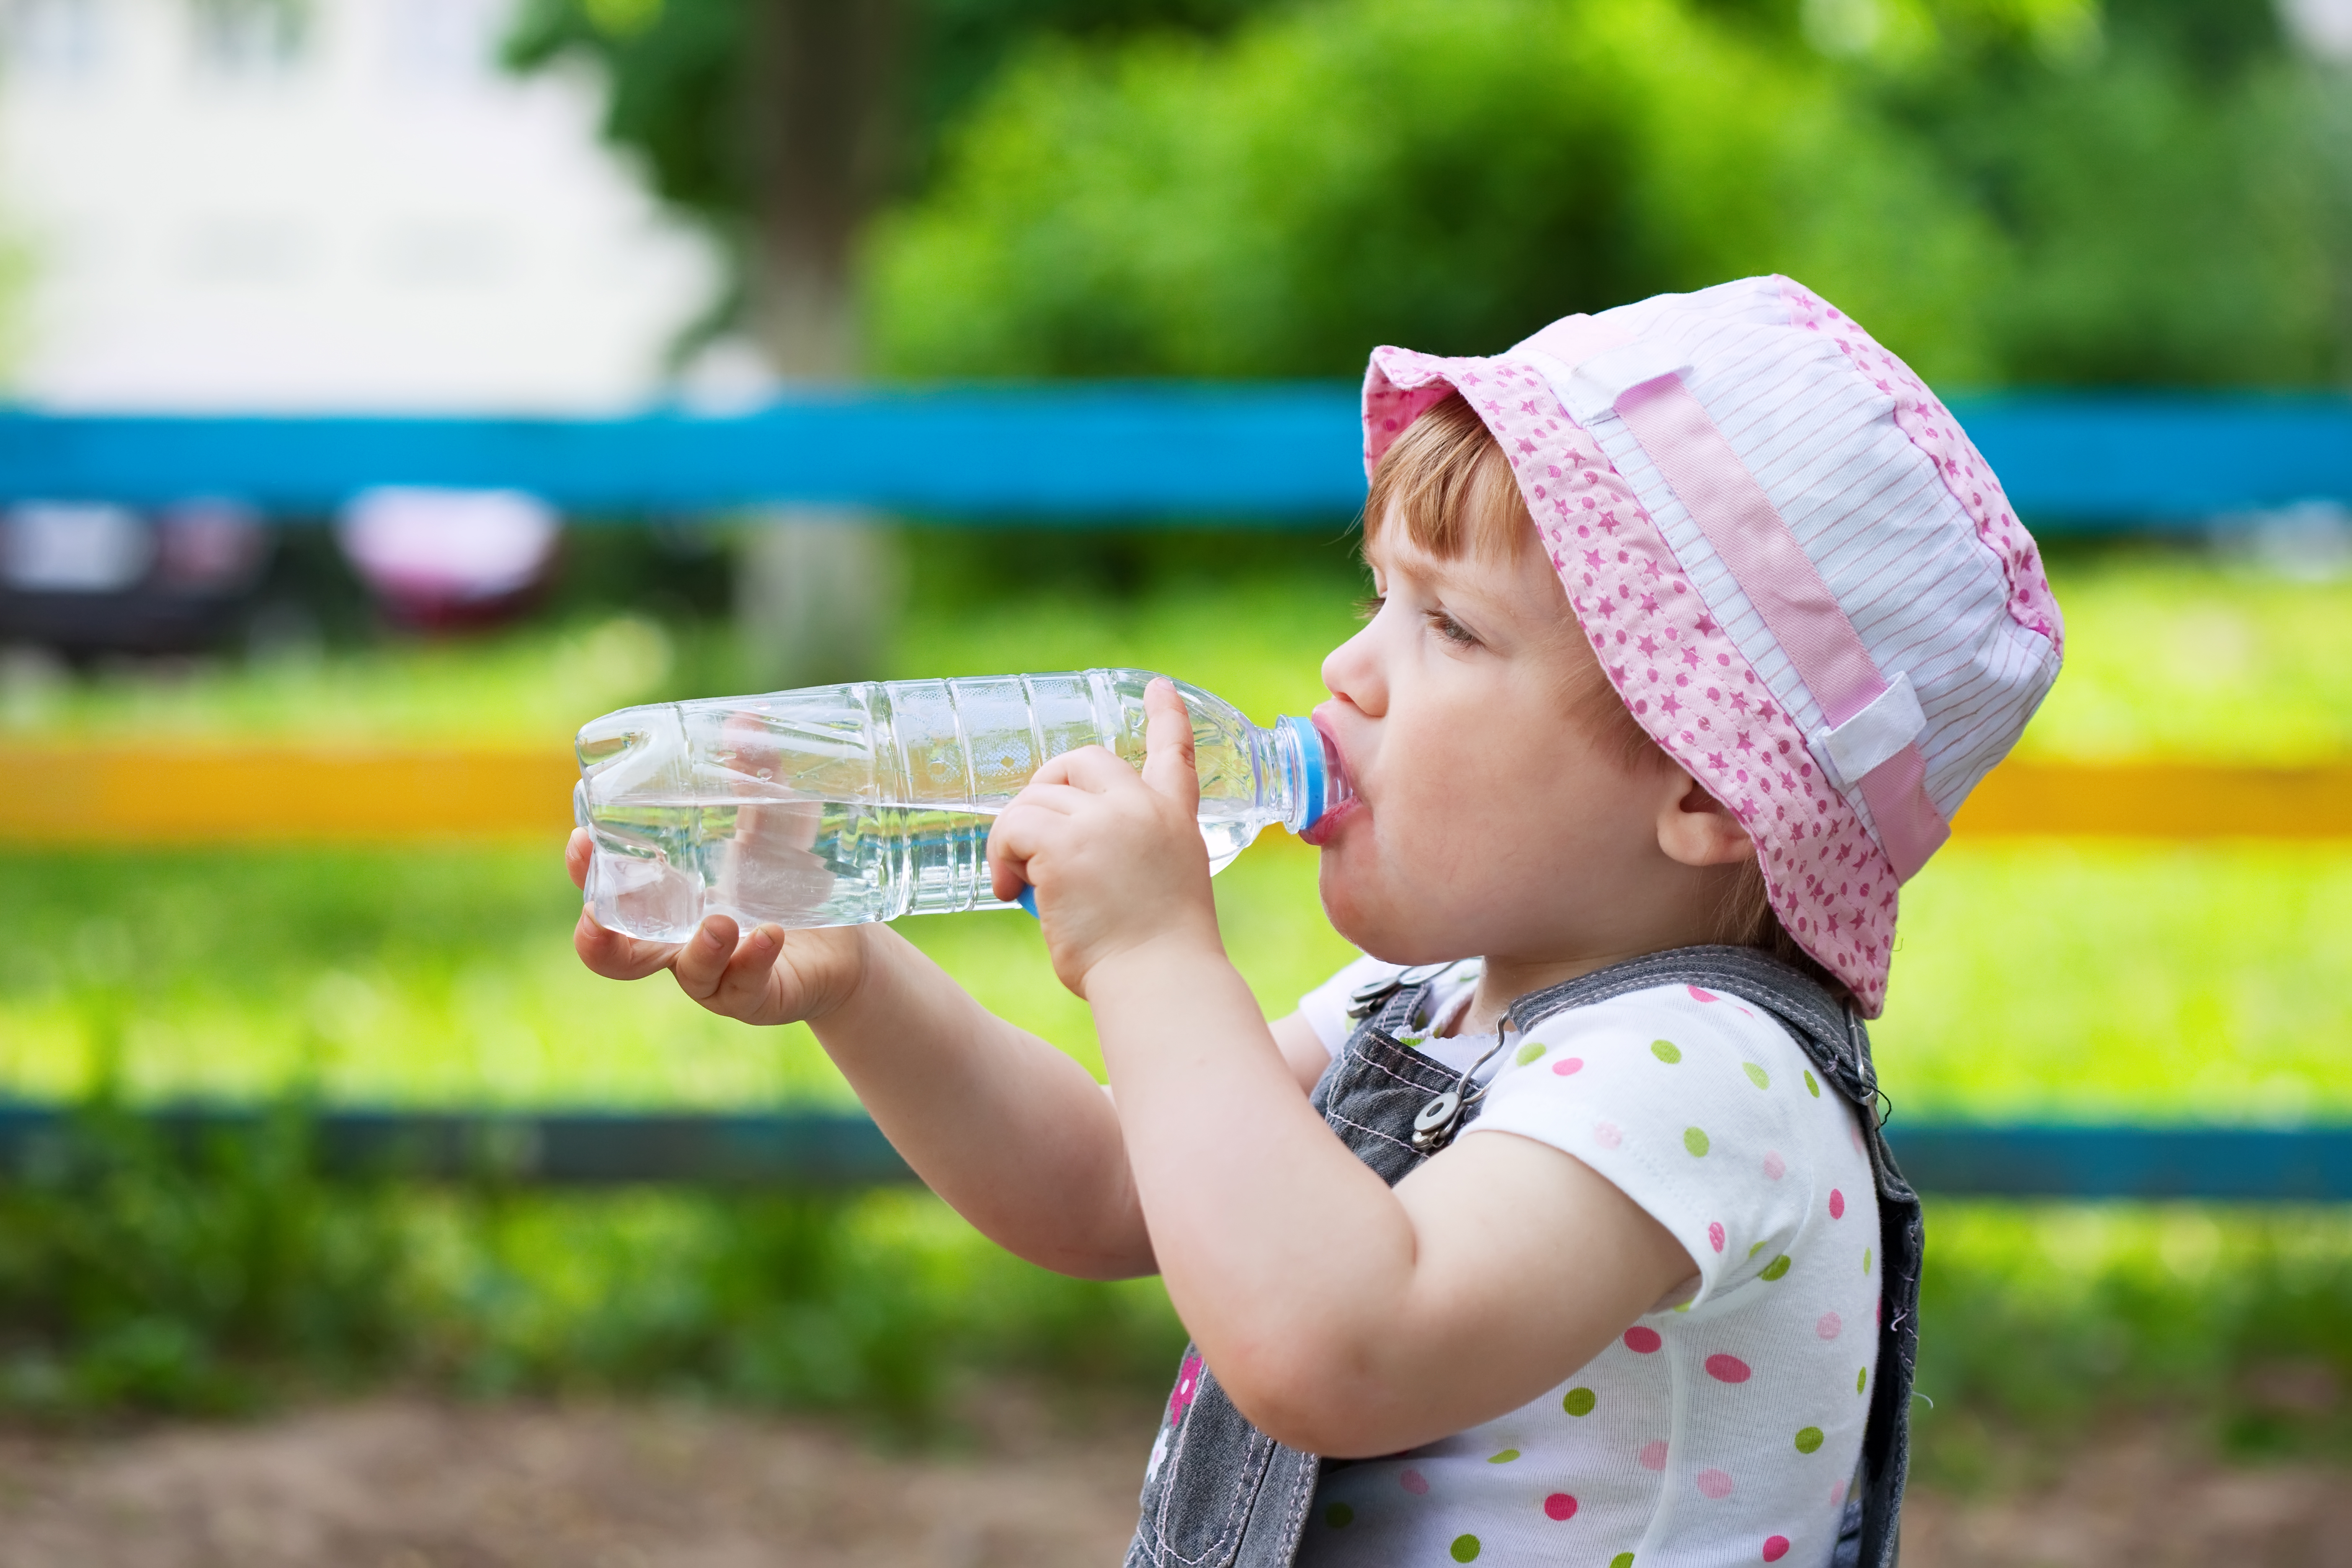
[1281,714,1327,835]
[1017,885,1039,918]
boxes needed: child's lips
[1301,707,1361,848]
[1300,795,1361,847]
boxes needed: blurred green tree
[505,0,1282,371]
[862,0,2351,386]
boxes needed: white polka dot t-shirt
[1291,957,1881,1568]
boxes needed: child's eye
[1355,593,1385,624]
[1426,610,1480,647]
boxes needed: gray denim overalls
[1124,945,1922,1568]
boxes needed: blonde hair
[1363,392,1846,997]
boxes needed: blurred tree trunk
[735,0,903,690]
[742,0,899,379]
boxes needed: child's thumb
[1139,678,1200,808]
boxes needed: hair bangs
[1362,391,1535,563]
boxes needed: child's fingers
[1024,745,1139,796]
[1139,678,1200,809]
[985,785,1089,903]
[573,907,682,981]
[702,922,787,1017]
[986,800,1044,904]
[565,828,593,891]
[671,913,744,1002]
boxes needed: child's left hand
[988,678,1223,995]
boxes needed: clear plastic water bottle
[573,669,1350,942]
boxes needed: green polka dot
[1651,1039,1682,1063]
[1514,1042,1546,1066]
[1858,1367,1868,1394]
[1684,1127,1710,1156]
[1863,1247,1873,1274]
[1451,1534,1482,1562]
[1795,1426,1824,1454]
[1610,1555,1637,1568]
[1760,1254,1792,1282]
[1742,1063,1770,1090]
[1487,1449,1520,1463]
[1803,1069,1821,1098]
[1563,1387,1597,1416]
[1325,1503,1354,1528]
[1748,1240,1768,1259]
[1671,1300,1692,1313]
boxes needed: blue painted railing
[3,389,2349,523]
[1,1102,2344,1199]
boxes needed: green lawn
[4,541,2348,1119]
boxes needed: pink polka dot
[1704,1354,1752,1384]
[1552,1056,1585,1076]
[1697,1468,1734,1500]
[1816,1311,1842,1341]
[1828,1189,1846,1220]
[1708,1221,1726,1253]
[1624,1327,1663,1354]
[1544,1493,1578,1521]
[1761,1152,1786,1181]
[1830,1480,1846,1507]
[1687,986,1717,1003]
[1764,1534,1791,1562]
[1594,1122,1623,1150]
[1400,1468,1429,1496]
[1638,1440,1669,1471]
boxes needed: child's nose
[1321,623,1385,718]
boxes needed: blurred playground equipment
[3,387,2349,1201]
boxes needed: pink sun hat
[1361,275,2064,1016]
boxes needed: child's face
[1310,523,1728,970]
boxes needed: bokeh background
[3,2,2351,1563]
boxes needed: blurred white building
[0,0,719,411]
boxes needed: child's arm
[565,832,1330,1280]
[990,684,1696,1456]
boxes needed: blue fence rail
[5,390,2350,523]
[3,1102,2346,1200]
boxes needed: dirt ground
[1,1397,2346,1568]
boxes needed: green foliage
[868,0,1996,381]
[0,1102,1184,1424]
[0,1094,410,1414]
[500,0,1286,326]
[867,0,2351,387]
[1861,10,2348,385]
[1916,1203,2352,1476]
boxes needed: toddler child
[569,275,2063,1568]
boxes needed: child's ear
[1653,769,1755,869]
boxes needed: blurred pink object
[338,487,558,628]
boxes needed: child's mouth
[1299,797,1359,847]
[1299,712,1360,847]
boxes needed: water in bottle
[573,669,1351,942]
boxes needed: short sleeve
[1462,983,1855,1309]
[1294,954,1401,1057]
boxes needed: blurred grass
[1,537,2348,1450]
[9,537,2352,764]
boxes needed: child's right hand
[565,828,869,1027]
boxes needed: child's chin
[1315,857,1411,959]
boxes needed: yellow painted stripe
[1951,761,2352,840]
[1,749,2348,846]
[0,747,580,844]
